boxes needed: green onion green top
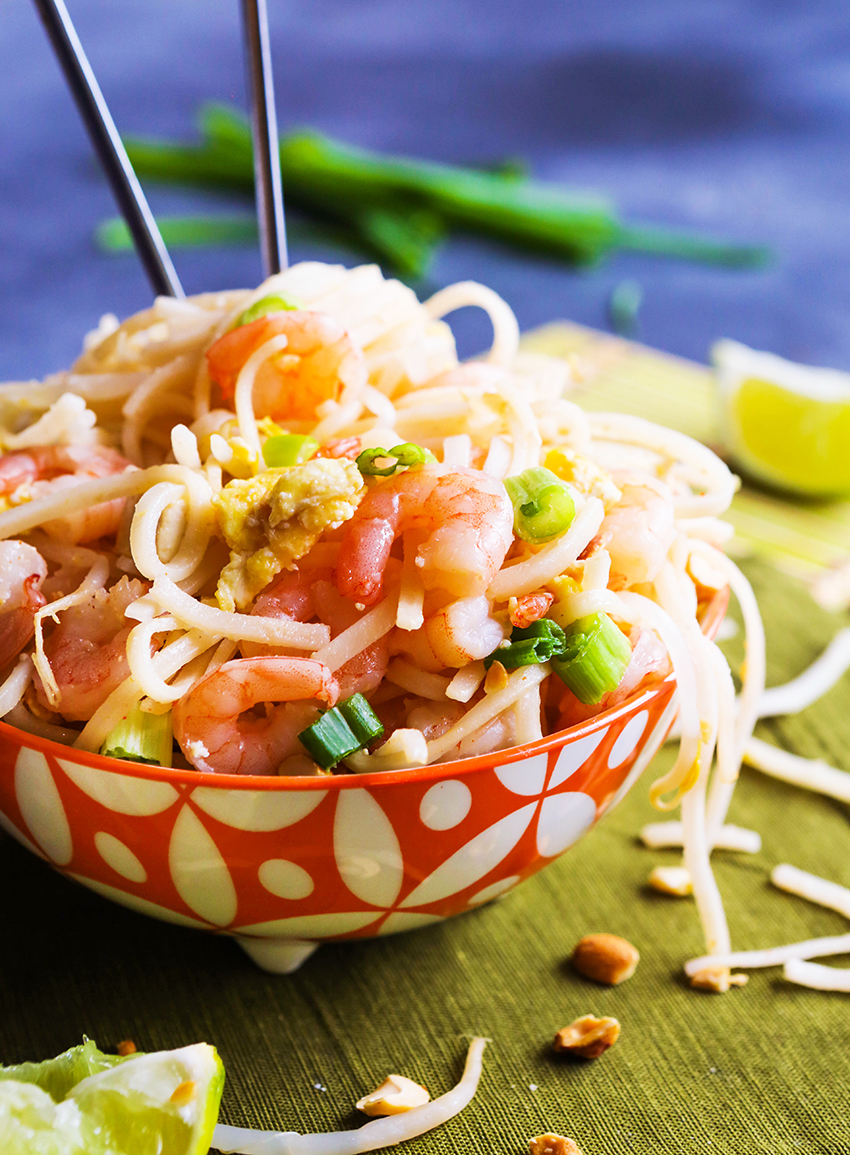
[297,694,385,770]
[484,618,567,669]
[338,693,385,745]
[504,466,576,542]
[550,612,633,704]
[100,703,174,766]
[262,433,319,467]
[237,293,301,326]
[356,442,436,476]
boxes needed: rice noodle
[386,658,450,701]
[313,593,399,673]
[783,959,850,991]
[489,497,604,600]
[151,575,329,650]
[588,412,739,517]
[758,627,850,718]
[685,933,850,976]
[446,661,486,703]
[744,738,850,804]
[771,864,850,920]
[425,280,520,365]
[427,665,549,763]
[212,1037,488,1155]
[640,821,762,854]
[0,655,33,717]
[234,335,290,454]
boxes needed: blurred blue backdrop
[2,0,849,378]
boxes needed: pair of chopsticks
[33,0,287,298]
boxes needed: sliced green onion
[262,433,319,467]
[356,442,436,476]
[298,710,361,770]
[237,293,301,327]
[297,694,384,770]
[550,613,632,704]
[504,467,576,543]
[100,703,173,765]
[484,618,567,668]
[338,693,385,745]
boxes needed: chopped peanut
[572,933,640,985]
[553,1014,620,1059]
[508,592,554,629]
[647,866,693,896]
[484,660,509,694]
[356,1074,430,1116]
[116,1040,137,1056]
[690,966,749,993]
[529,1133,583,1155]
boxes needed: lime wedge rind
[712,339,850,498]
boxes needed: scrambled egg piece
[546,573,582,629]
[545,447,621,506]
[214,457,364,611]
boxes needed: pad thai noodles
[0,261,765,984]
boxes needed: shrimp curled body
[206,310,367,423]
[0,444,133,544]
[600,473,676,591]
[337,466,514,606]
[173,656,339,775]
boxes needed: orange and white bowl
[0,673,681,972]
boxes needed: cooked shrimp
[247,567,390,697]
[554,624,672,729]
[600,473,676,591]
[173,656,339,775]
[337,466,514,605]
[0,444,133,544]
[206,310,367,423]
[35,577,146,721]
[0,541,47,668]
[397,596,506,673]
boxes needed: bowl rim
[0,587,728,793]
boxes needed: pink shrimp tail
[0,575,46,668]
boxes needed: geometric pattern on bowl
[0,677,677,945]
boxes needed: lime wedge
[713,339,850,497]
[0,1041,224,1155]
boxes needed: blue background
[2,0,849,378]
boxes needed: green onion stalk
[101,703,174,765]
[551,613,633,704]
[99,103,769,279]
[298,693,385,771]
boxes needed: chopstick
[32,0,184,299]
[240,0,288,275]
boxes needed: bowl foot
[235,934,319,973]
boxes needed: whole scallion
[550,613,633,704]
[504,466,576,543]
[114,102,769,279]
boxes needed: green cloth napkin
[1,555,849,1155]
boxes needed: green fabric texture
[1,557,849,1154]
